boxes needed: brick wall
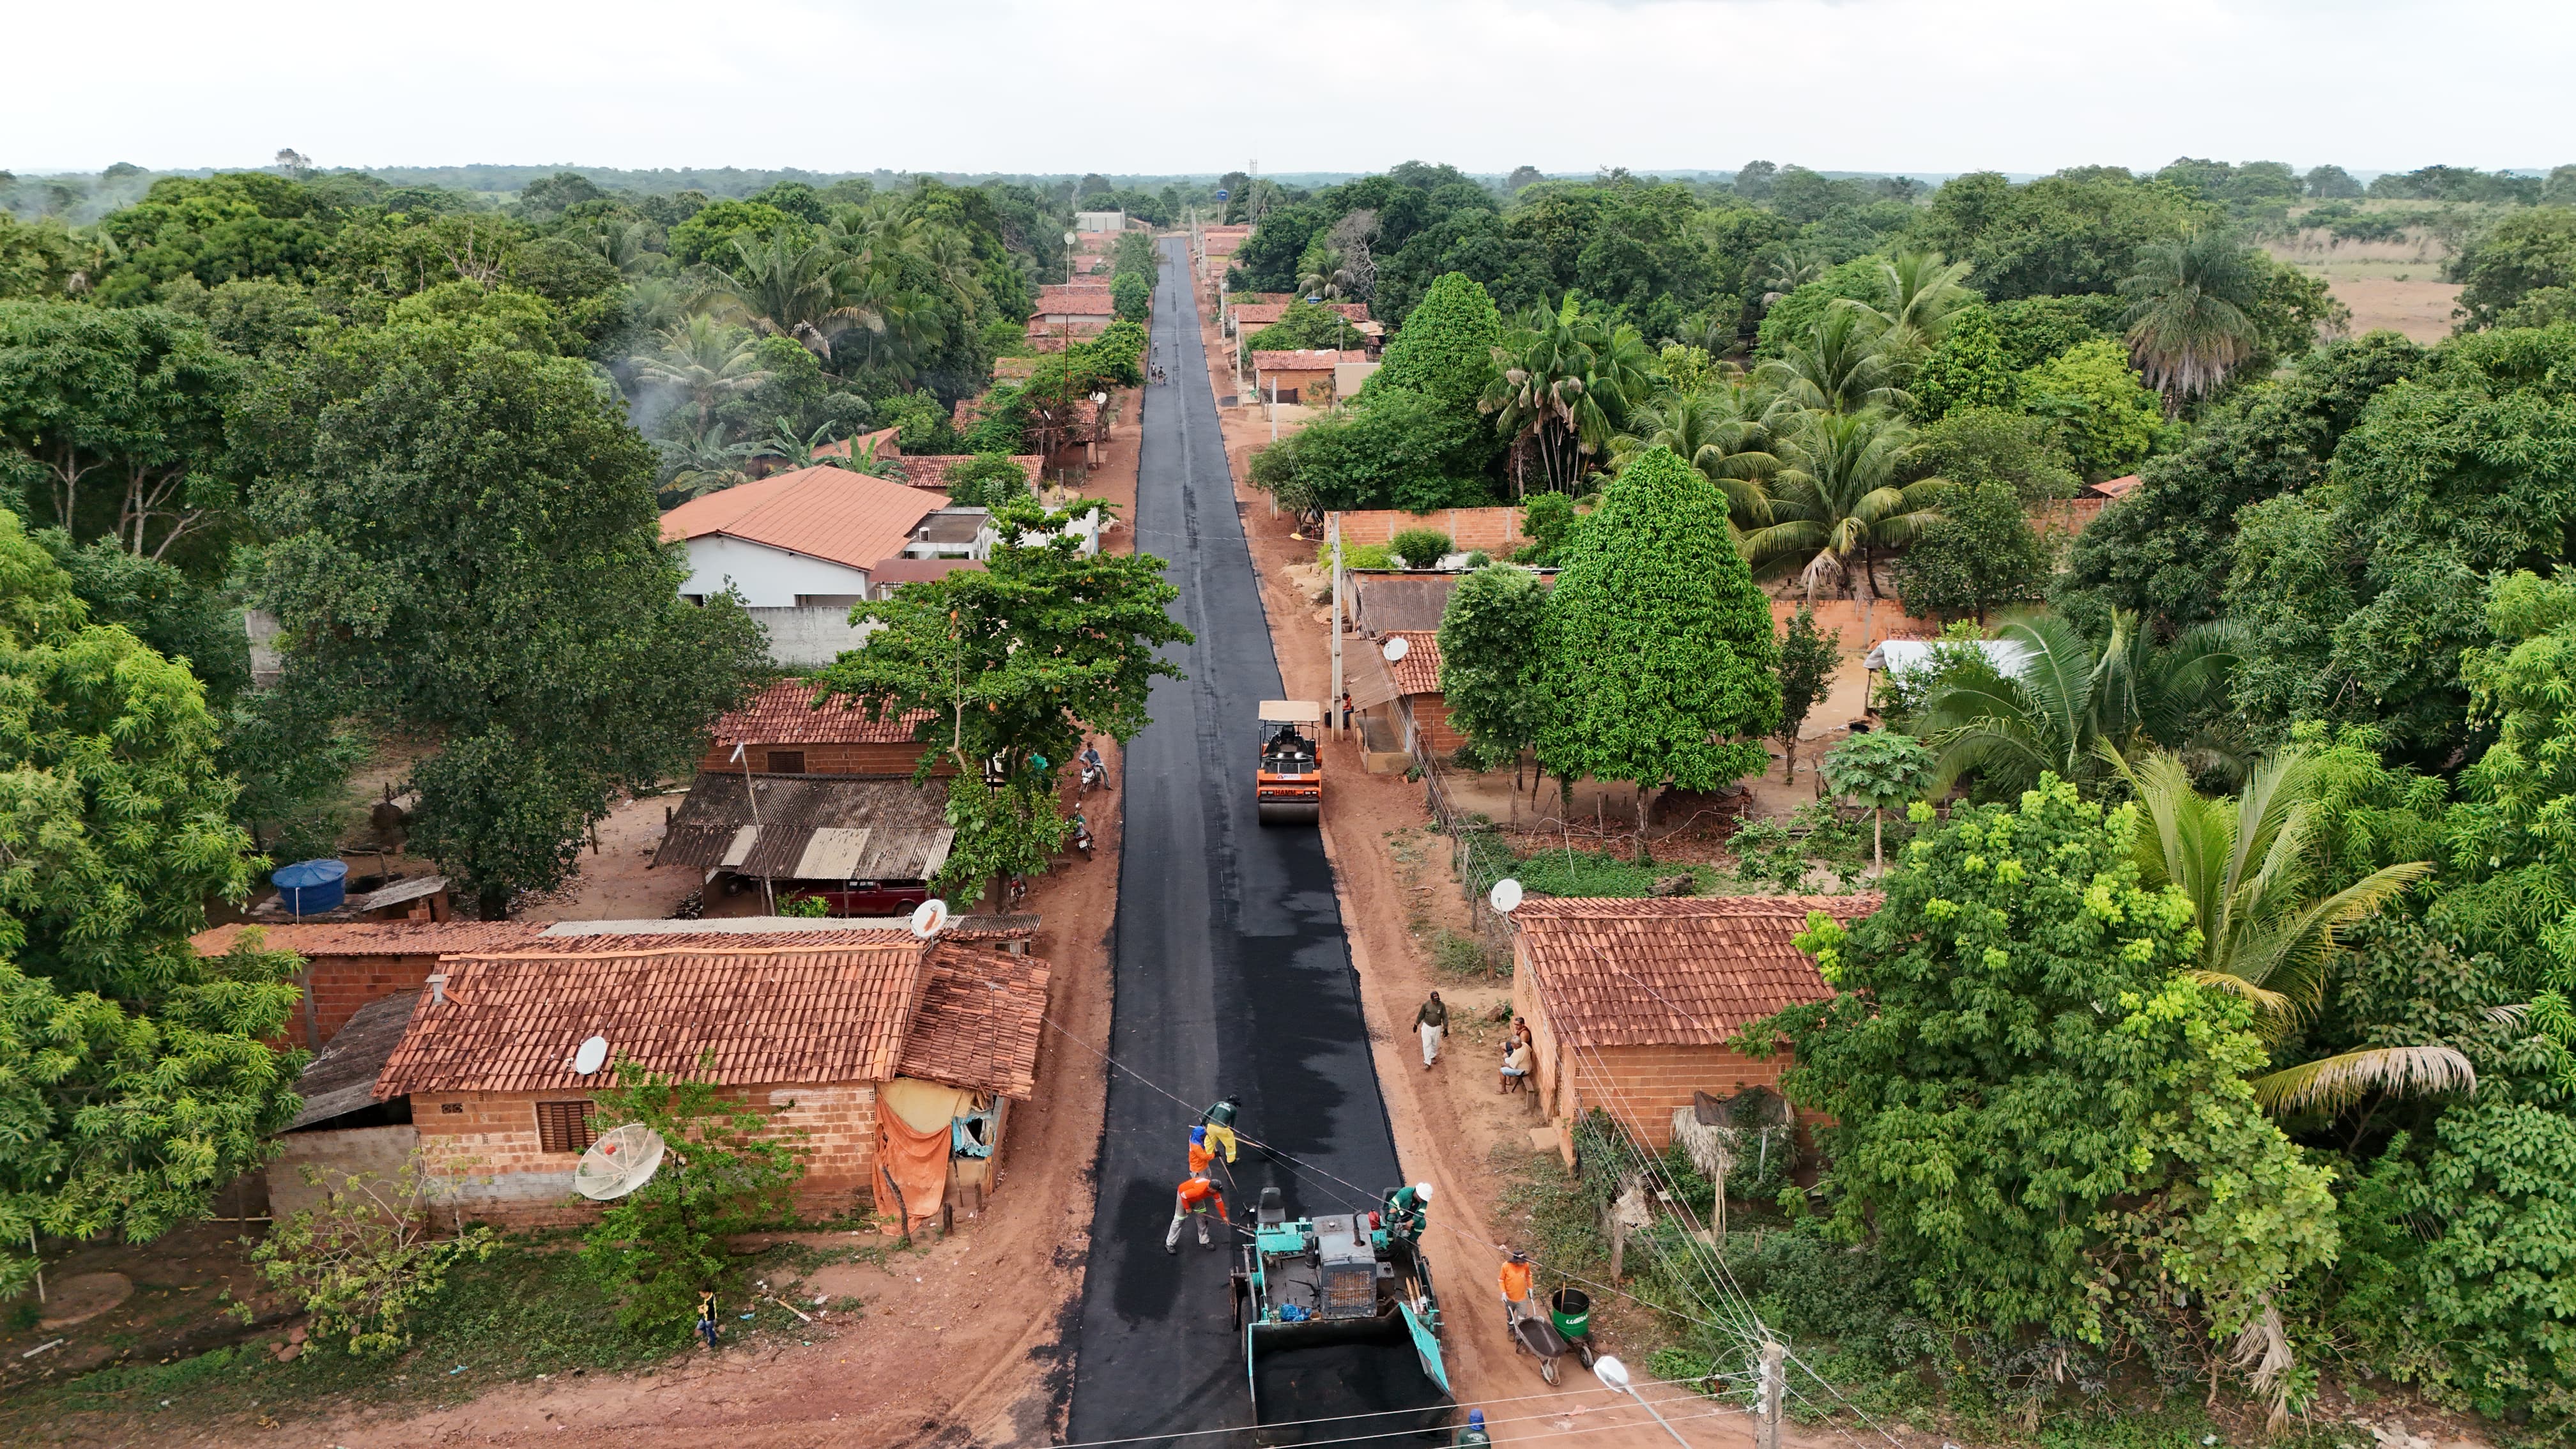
[409,1082,880,1227]
[693,742,949,776]
[1332,507,1528,555]
[1402,694,1466,755]
[298,953,443,1049]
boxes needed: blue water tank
[273,859,348,916]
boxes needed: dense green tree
[2055,332,2425,632]
[1912,405,2078,504]
[2444,571,2576,997]
[38,528,250,705]
[1436,564,1549,775]
[1914,168,2218,301]
[667,199,799,268]
[91,173,341,304]
[1606,379,1781,528]
[815,498,1188,902]
[1367,271,1501,410]
[2303,165,2364,199]
[1752,256,1884,357]
[1536,447,1778,848]
[1760,779,2339,1383]
[2451,209,2576,329]
[1910,302,2016,418]
[0,511,304,1294]
[1989,293,2121,371]
[1250,385,1492,514]
[940,453,1032,509]
[0,302,245,558]
[2223,326,2576,760]
[1110,270,1149,322]
[1241,299,1361,364]
[2015,338,2163,480]
[244,312,769,917]
[1896,480,2050,626]
[1819,730,1934,874]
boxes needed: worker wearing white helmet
[1385,1181,1434,1238]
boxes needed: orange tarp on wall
[873,1094,949,1232]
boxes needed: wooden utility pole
[1330,513,1345,736]
[1756,1340,1786,1449]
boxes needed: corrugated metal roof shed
[654,774,955,882]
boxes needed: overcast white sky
[10,0,2572,178]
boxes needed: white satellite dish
[572,1123,667,1201]
[1382,636,1410,663]
[1489,878,1525,914]
[572,1034,609,1077]
[910,898,951,938]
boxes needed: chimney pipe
[427,974,448,1006]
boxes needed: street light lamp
[1591,1355,1692,1449]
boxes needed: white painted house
[662,468,955,666]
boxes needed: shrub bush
[1390,528,1453,569]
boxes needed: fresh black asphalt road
[1065,239,1414,1445]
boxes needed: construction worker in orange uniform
[1165,1173,1229,1253]
[1188,1124,1216,1178]
[1498,1248,1538,1328]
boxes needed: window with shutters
[535,1100,598,1154]
[767,749,806,774]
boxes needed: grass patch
[1431,928,1504,979]
[1504,848,1723,899]
[12,1233,833,1432]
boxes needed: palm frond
[2251,1045,2476,1116]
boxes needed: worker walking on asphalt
[1499,1248,1538,1326]
[1165,1172,1229,1252]
[1200,1096,1241,1165]
[1453,1409,1492,1446]
[1416,991,1448,1068]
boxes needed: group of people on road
[1167,1095,1241,1252]
[1415,993,1537,1092]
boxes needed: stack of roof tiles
[1512,896,1880,1046]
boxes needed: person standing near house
[1340,689,1354,732]
[1165,1172,1229,1252]
[1200,1095,1241,1165]
[1414,991,1447,1069]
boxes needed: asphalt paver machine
[1230,1188,1453,1444]
[1255,700,1324,826]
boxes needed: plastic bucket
[1549,1287,1591,1340]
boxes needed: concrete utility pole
[1330,512,1344,736]
[1756,1339,1787,1449]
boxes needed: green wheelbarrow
[1549,1287,1595,1369]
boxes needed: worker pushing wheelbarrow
[1498,1252,1595,1384]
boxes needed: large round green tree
[1536,446,1779,852]
[1366,271,1501,410]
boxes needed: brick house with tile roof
[1508,895,1879,1153]
[368,931,1049,1225]
[192,919,549,1050]
[697,677,946,778]
[1252,349,1368,405]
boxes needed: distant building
[1074,210,1126,232]
[661,467,958,664]
[1251,348,1368,405]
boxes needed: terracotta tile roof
[191,919,546,960]
[1041,279,1113,293]
[374,937,937,1096]
[895,942,1050,1097]
[710,678,935,748]
[1203,234,1247,256]
[1385,630,1443,696]
[812,427,901,462]
[1032,291,1116,317]
[1232,302,1371,328]
[1252,349,1367,372]
[872,555,986,586]
[1514,895,1882,1048]
[2088,474,2142,500]
[893,454,1043,491]
[661,468,947,573]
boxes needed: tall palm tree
[2116,749,2468,1117]
[653,424,756,503]
[1481,296,1657,494]
[1756,306,1912,415]
[1607,381,1782,530]
[1751,241,1830,308]
[633,316,774,431]
[2119,228,2263,415]
[708,226,868,359]
[1916,611,2241,795]
[1742,408,1945,602]
[1297,245,1351,300]
[1843,250,1977,357]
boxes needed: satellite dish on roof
[910,898,951,938]
[1382,636,1410,663]
[572,1123,666,1201]
[1489,878,1525,914]
[572,1034,609,1077]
